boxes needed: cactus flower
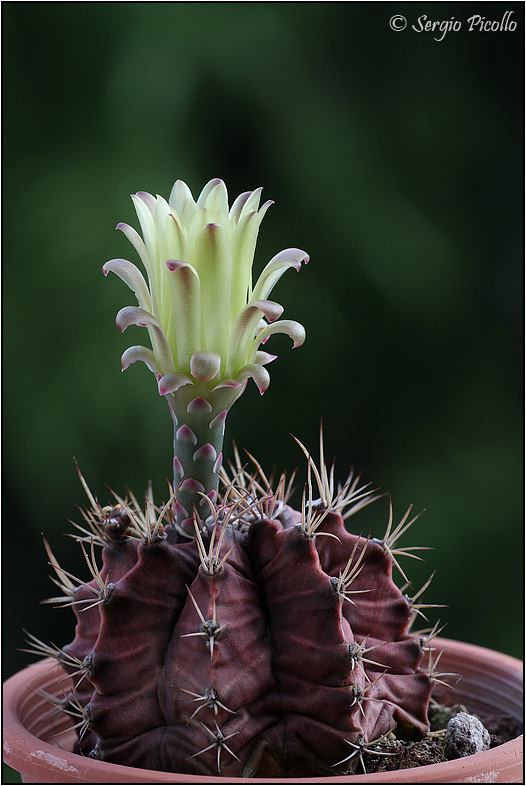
[104,179,308,532]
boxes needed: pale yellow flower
[104,178,308,400]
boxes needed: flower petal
[230,203,272,319]
[252,319,306,351]
[254,350,277,365]
[190,350,221,382]
[136,190,157,215]
[187,207,212,247]
[116,223,153,283]
[229,190,253,222]
[121,345,158,373]
[154,195,173,262]
[235,363,270,395]
[239,187,263,219]
[131,194,160,307]
[168,179,197,225]
[131,193,158,259]
[196,178,225,208]
[116,306,175,374]
[103,258,152,311]
[252,247,309,302]
[226,300,283,376]
[200,179,229,218]
[116,305,155,331]
[109,180,308,403]
[195,223,232,356]
[152,196,178,320]
[165,260,201,368]
[166,214,188,261]
[158,372,193,395]
[211,379,241,390]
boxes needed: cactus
[27,179,445,777]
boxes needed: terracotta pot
[3,637,523,784]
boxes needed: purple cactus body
[56,503,433,777]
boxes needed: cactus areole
[31,179,444,778]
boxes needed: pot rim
[3,637,523,784]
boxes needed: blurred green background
[3,0,523,710]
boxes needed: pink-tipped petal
[252,247,309,302]
[121,346,157,374]
[259,199,275,214]
[268,247,310,269]
[196,178,226,209]
[254,351,277,366]
[115,223,152,275]
[250,299,284,323]
[239,187,263,219]
[104,256,151,303]
[190,350,221,382]
[165,259,186,272]
[213,452,223,474]
[195,223,232,353]
[235,364,271,395]
[254,319,306,350]
[225,301,284,376]
[228,190,253,222]
[211,379,241,391]
[135,191,157,215]
[116,305,154,332]
[115,306,175,374]
[131,194,158,261]
[158,372,193,396]
[165,260,201,364]
[199,179,229,216]
[169,179,197,224]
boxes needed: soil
[361,697,523,774]
[251,695,522,777]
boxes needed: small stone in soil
[445,712,491,759]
